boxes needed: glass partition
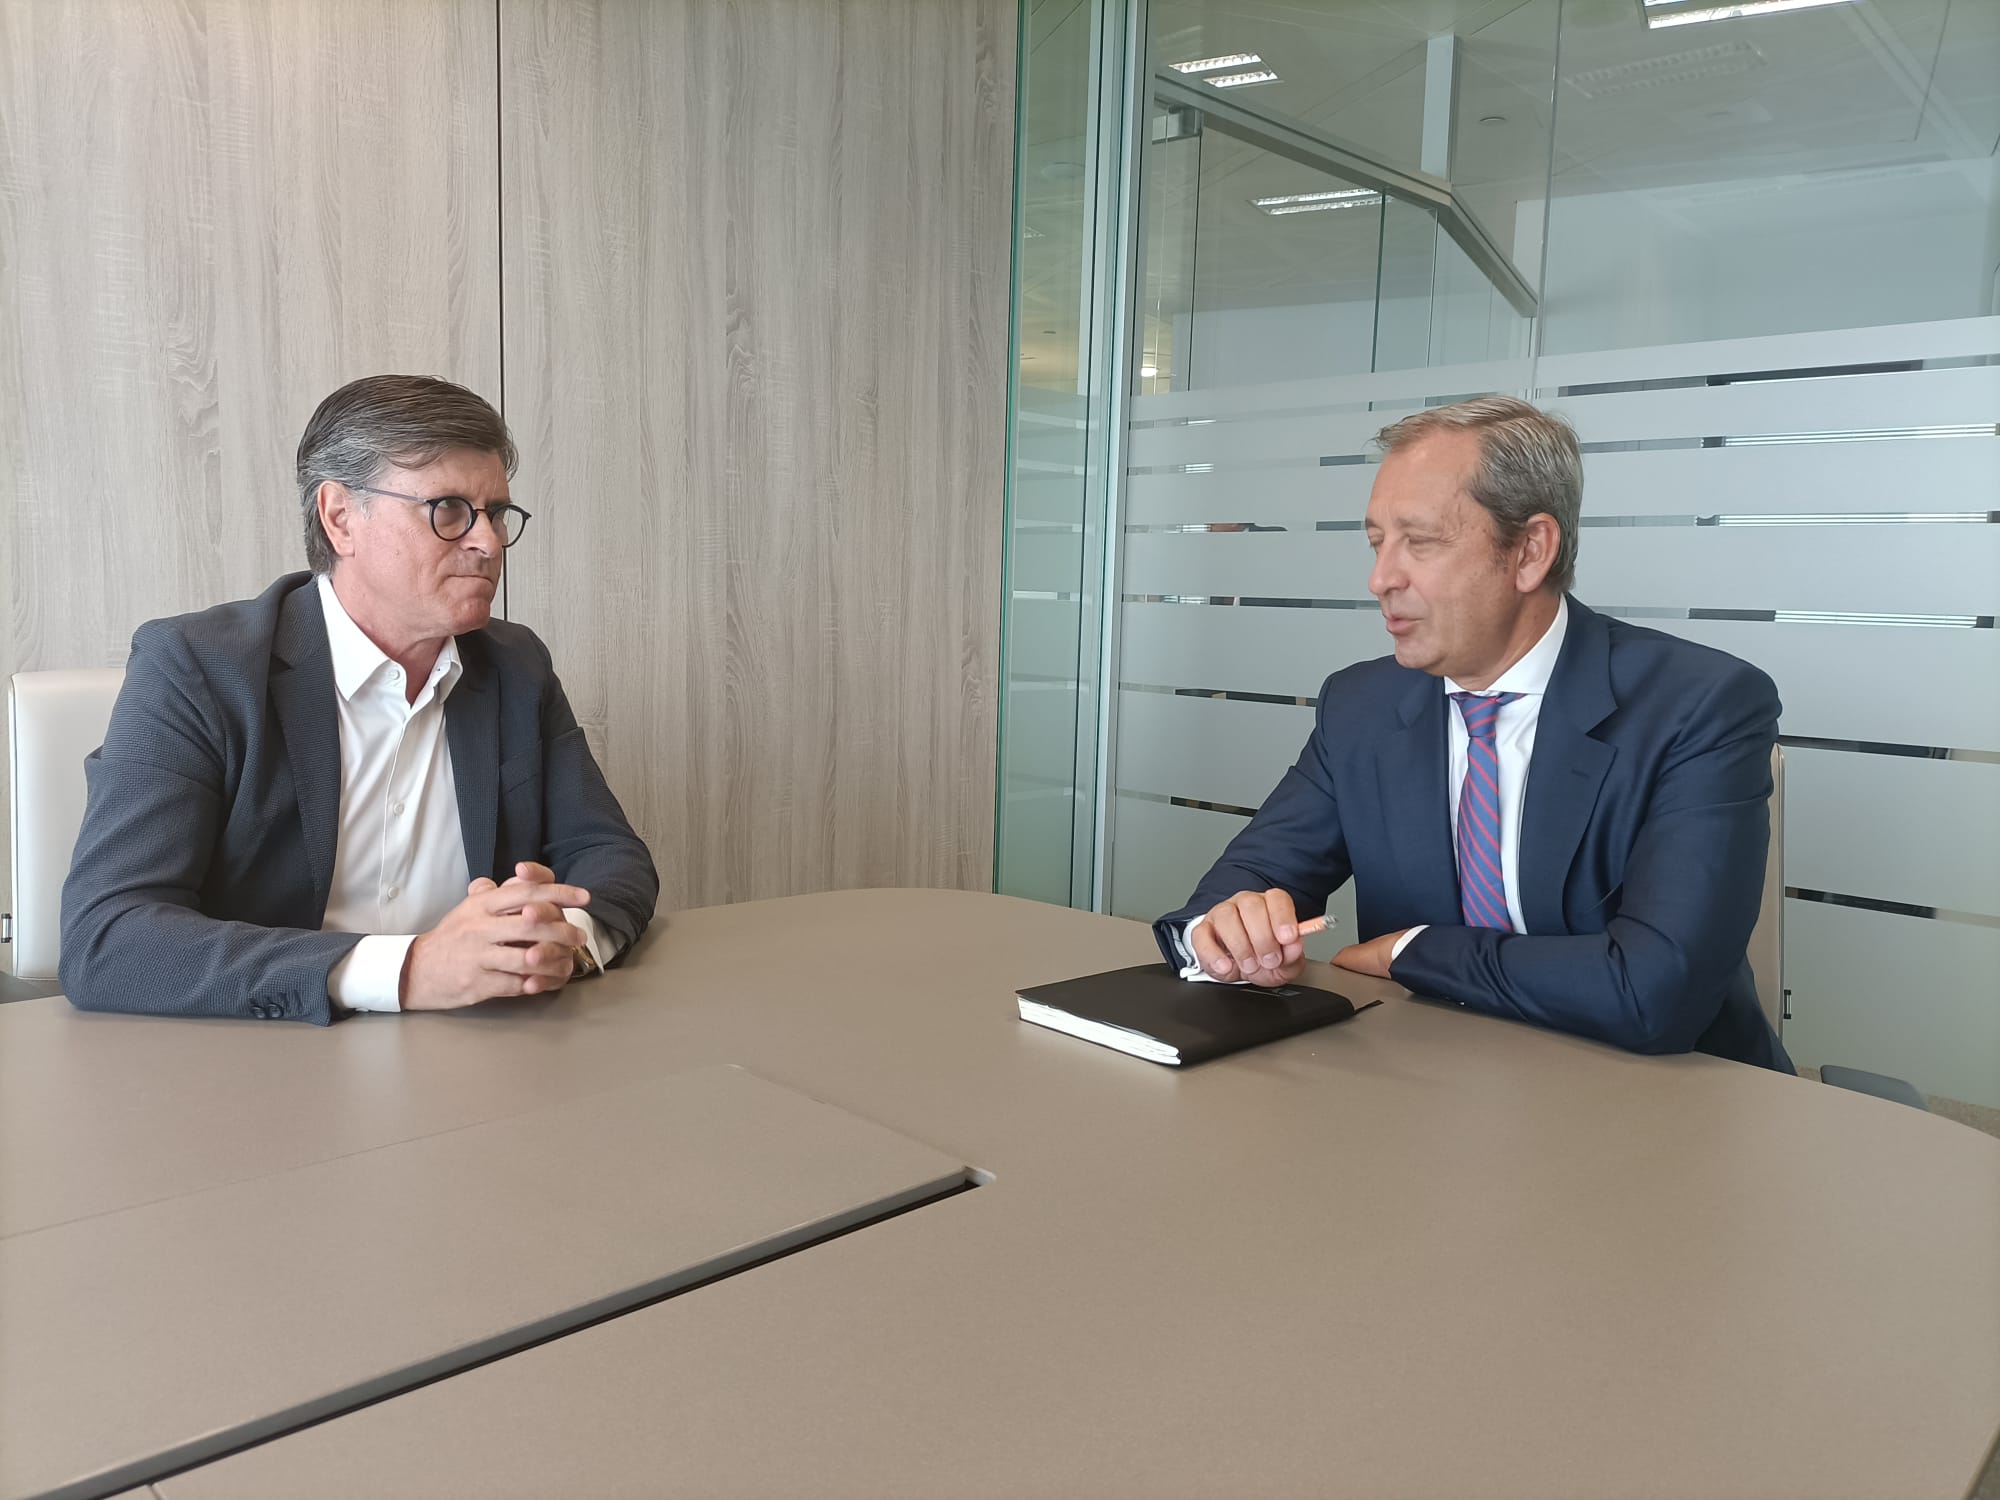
[1001,0,2000,1108]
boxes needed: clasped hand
[400,862,592,1010]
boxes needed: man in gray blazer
[60,375,658,1023]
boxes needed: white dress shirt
[317,575,606,1011]
[1173,597,1570,980]
[1390,594,1570,958]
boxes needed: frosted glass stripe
[1570,526,2000,616]
[1115,605,1391,699]
[1782,748,2000,918]
[1127,409,1388,469]
[1648,618,2000,751]
[1125,465,1375,526]
[1787,890,2000,930]
[1111,606,2000,750]
[1128,356,1533,425]
[1118,691,2000,767]
[1120,527,2000,616]
[1108,698,2000,923]
[1779,898,2000,1108]
[1113,689,1311,812]
[1132,368,2000,466]
[1549,366,1999,447]
[1114,600,2000,750]
[1534,315,2000,391]
[1123,437,2000,528]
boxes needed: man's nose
[460,510,502,556]
[1367,547,1400,598]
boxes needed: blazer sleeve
[58,622,359,1023]
[1152,682,1354,962]
[1388,662,1780,1055]
[532,651,659,962]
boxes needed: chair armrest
[1818,1065,1929,1112]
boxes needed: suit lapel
[445,635,499,882]
[1376,671,1463,923]
[1519,599,1617,935]
[270,582,342,915]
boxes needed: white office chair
[1748,744,1785,1038]
[6,669,126,981]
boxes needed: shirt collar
[1443,594,1569,700]
[316,572,461,705]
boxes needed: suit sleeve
[533,653,659,963]
[1152,682,1354,963]
[1389,662,1779,1055]
[58,622,358,1023]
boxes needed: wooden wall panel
[499,0,1013,907]
[0,0,500,929]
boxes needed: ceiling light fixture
[1252,188,1382,216]
[1139,365,1161,378]
[1252,188,1378,208]
[1170,52,1262,74]
[1263,199,1380,214]
[1644,0,1855,29]
[1206,68,1279,88]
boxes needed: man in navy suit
[61,376,657,1023]
[1156,396,1791,1072]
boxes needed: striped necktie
[1451,691,1522,931]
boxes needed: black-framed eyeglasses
[349,484,533,547]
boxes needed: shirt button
[384,885,400,902]
[391,801,406,817]
[388,667,402,682]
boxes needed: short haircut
[1372,396,1581,593]
[295,375,517,573]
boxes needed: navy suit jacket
[1156,599,1793,1072]
[60,572,659,1024]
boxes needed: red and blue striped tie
[1451,691,1521,931]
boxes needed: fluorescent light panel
[1252,188,1378,208]
[1207,68,1279,88]
[1254,188,1382,216]
[1170,52,1261,74]
[1265,199,1380,215]
[1646,0,1855,28]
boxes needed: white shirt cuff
[565,908,611,974]
[1390,925,1426,962]
[1174,914,1220,983]
[328,934,414,1013]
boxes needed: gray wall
[0,0,1013,923]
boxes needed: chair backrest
[7,669,126,981]
[1747,744,1785,1037]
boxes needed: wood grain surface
[498,0,1012,908]
[1,0,1013,932]
[0,0,502,920]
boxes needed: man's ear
[1515,512,1560,594]
[317,481,361,560]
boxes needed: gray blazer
[60,572,659,1023]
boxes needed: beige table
[7,890,1998,1499]
[1,1064,967,1500]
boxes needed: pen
[1296,916,1330,937]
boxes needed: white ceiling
[1016,0,2000,386]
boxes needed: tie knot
[1451,690,1521,740]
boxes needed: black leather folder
[1017,963,1372,1066]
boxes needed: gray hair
[296,375,518,573]
[1372,395,1581,594]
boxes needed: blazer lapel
[445,635,499,882]
[1519,599,1617,935]
[270,582,342,915]
[1376,671,1463,924]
